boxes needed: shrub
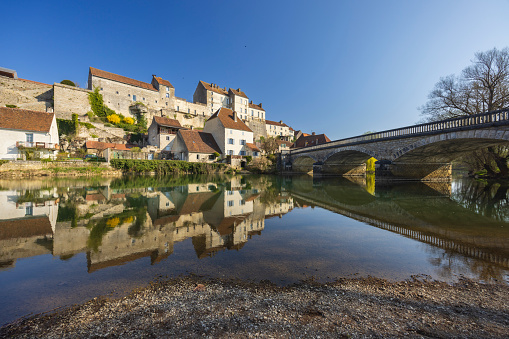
[107,114,121,124]
[123,117,135,124]
[88,87,105,117]
[131,147,141,152]
[60,80,76,87]
[86,111,94,120]
[5,104,17,108]
[110,159,226,174]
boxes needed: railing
[16,141,60,150]
[291,108,509,154]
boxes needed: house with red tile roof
[266,119,294,141]
[0,107,59,160]
[203,108,254,159]
[147,116,184,152]
[171,129,222,162]
[292,132,331,148]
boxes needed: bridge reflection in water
[0,175,508,281]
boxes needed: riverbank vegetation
[110,159,226,174]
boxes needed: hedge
[110,159,226,174]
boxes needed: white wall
[0,128,56,160]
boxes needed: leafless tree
[420,48,509,177]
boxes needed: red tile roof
[293,133,331,148]
[246,143,260,152]
[265,119,289,127]
[178,130,222,154]
[89,67,157,92]
[153,116,182,128]
[153,76,174,88]
[199,81,228,95]
[0,216,52,240]
[229,88,248,99]
[0,107,54,132]
[85,140,132,151]
[248,102,265,111]
[207,107,253,133]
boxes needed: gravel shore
[2,275,508,338]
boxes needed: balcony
[16,141,59,150]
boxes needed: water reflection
[0,175,508,282]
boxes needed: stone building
[265,119,294,141]
[292,132,331,148]
[171,129,222,162]
[203,107,254,157]
[147,116,184,153]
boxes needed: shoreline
[2,275,508,338]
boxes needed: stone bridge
[284,109,509,180]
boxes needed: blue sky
[2,0,509,140]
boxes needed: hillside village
[0,66,331,167]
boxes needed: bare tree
[261,137,279,155]
[420,47,509,178]
[420,47,509,121]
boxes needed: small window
[194,110,196,114]
[133,95,137,101]
[196,154,199,159]
[155,100,158,103]
[143,97,145,101]
[228,150,233,155]
[177,106,179,111]
[228,138,234,144]
[228,200,234,207]
[166,93,169,98]
[166,136,170,140]
[166,86,170,92]
[26,133,33,143]
[116,91,119,94]
[25,206,33,216]
[166,102,168,106]
[188,108,190,113]
[100,88,103,90]
[240,151,246,155]
[240,139,246,145]
[128,94,131,97]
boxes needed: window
[188,108,190,113]
[26,133,33,143]
[166,102,168,106]
[194,110,196,114]
[155,100,157,103]
[228,150,234,155]
[209,154,215,160]
[253,151,258,156]
[177,106,179,111]
[143,97,145,101]
[228,200,234,207]
[128,94,131,97]
[116,91,119,94]
[133,95,137,101]
[25,206,33,216]
[100,88,103,90]
[166,93,169,98]
[228,138,234,144]
[240,200,245,206]
[196,155,199,160]
[240,139,246,145]
[166,136,170,140]
[240,151,246,155]
[166,86,170,92]
[251,110,253,116]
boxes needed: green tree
[60,80,76,87]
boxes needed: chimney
[237,88,241,92]
[312,132,316,136]
[279,120,283,124]
[259,103,262,108]
[233,111,238,122]
[250,100,253,104]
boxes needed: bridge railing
[291,108,509,154]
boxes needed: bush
[123,117,135,124]
[107,114,121,124]
[60,80,76,87]
[5,104,17,108]
[110,159,226,174]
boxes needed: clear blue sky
[2,0,509,140]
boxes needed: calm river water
[0,174,508,325]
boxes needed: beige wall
[53,83,91,119]
[0,76,53,112]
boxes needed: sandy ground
[2,275,508,338]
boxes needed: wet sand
[2,275,508,338]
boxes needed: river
[0,174,508,325]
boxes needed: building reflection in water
[0,175,507,283]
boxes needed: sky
[2,0,509,140]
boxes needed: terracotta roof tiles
[0,107,54,133]
[199,81,228,95]
[229,88,248,99]
[207,107,253,133]
[153,76,174,88]
[265,119,289,127]
[178,130,222,154]
[246,143,260,152]
[153,116,182,128]
[248,102,265,111]
[85,140,132,151]
[89,67,157,92]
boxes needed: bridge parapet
[290,108,509,155]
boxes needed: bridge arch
[291,154,317,173]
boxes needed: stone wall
[244,117,267,141]
[0,76,53,112]
[53,83,91,119]
[0,160,111,172]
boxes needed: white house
[0,107,59,160]
[147,116,184,152]
[203,107,254,158]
